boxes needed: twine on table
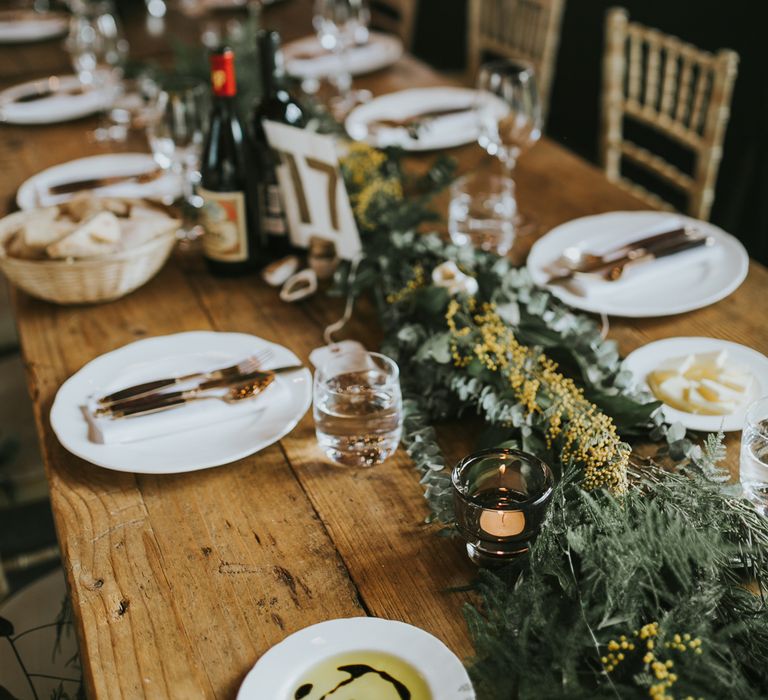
[323,255,363,347]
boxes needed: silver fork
[97,348,273,405]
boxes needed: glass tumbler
[740,396,768,513]
[452,448,554,566]
[449,170,517,255]
[313,350,402,467]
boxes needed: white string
[323,255,363,346]
[600,312,610,340]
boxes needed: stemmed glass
[146,80,209,239]
[312,0,371,115]
[475,59,542,240]
[65,1,128,93]
[476,59,542,181]
[65,1,130,142]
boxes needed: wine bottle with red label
[251,29,305,259]
[200,47,265,276]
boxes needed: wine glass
[65,1,129,142]
[476,59,542,238]
[312,0,371,116]
[146,80,209,239]
[65,1,128,93]
[476,59,542,180]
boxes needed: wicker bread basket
[0,207,177,305]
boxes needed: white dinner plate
[624,336,768,432]
[527,211,749,317]
[50,331,312,473]
[0,74,116,125]
[16,152,183,210]
[284,31,403,79]
[345,87,501,151]
[0,570,80,699]
[238,617,475,700]
[0,10,68,44]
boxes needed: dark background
[413,0,768,265]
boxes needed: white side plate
[0,74,115,124]
[284,31,403,78]
[16,152,182,210]
[50,331,312,473]
[345,87,500,152]
[0,12,68,44]
[624,336,768,432]
[527,211,749,318]
[238,617,475,700]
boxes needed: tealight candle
[452,448,554,566]
[479,506,526,538]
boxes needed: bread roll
[46,211,122,258]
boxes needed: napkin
[559,217,720,298]
[0,15,67,42]
[285,32,403,79]
[84,382,277,444]
[371,109,477,149]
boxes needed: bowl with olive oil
[237,618,475,700]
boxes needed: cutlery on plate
[366,106,475,138]
[95,364,304,416]
[292,38,369,61]
[102,376,276,419]
[546,227,704,284]
[47,168,165,197]
[549,234,715,286]
[14,85,85,103]
[98,350,273,405]
[556,225,692,274]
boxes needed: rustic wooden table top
[2,2,767,698]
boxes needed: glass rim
[745,395,768,435]
[451,447,554,508]
[314,350,400,387]
[450,171,515,194]
[478,58,537,81]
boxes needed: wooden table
[2,3,767,698]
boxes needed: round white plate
[0,11,68,44]
[624,336,768,432]
[16,152,183,210]
[345,87,500,152]
[238,617,475,700]
[0,570,80,699]
[284,31,403,79]
[0,74,116,125]
[527,211,749,317]
[50,331,312,473]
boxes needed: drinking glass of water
[740,396,768,513]
[313,350,402,467]
[449,170,517,255]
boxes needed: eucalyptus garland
[338,143,768,699]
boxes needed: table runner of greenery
[338,143,768,700]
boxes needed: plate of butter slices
[624,337,768,432]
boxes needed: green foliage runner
[338,144,768,700]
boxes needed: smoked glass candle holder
[452,448,554,566]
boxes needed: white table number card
[262,120,362,260]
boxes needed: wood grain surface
[2,1,767,698]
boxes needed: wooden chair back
[467,0,566,122]
[369,0,418,51]
[600,7,739,220]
